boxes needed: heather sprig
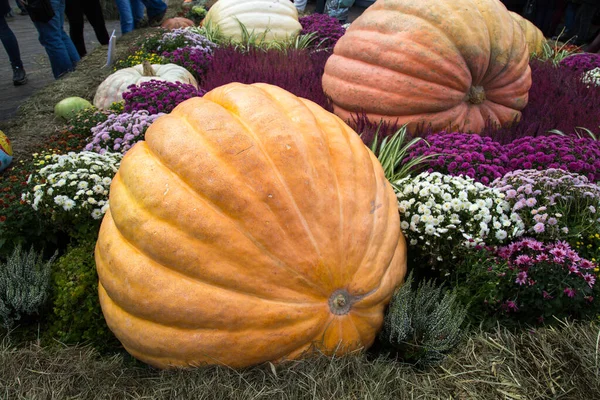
[404,132,508,184]
[395,172,524,271]
[299,13,346,49]
[503,135,600,182]
[85,111,164,154]
[453,238,599,326]
[122,80,203,114]
[491,169,600,242]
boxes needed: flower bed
[0,12,599,393]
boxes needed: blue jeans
[33,0,79,78]
[0,13,23,68]
[115,0,166,34]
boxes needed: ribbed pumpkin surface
[322,0,532,133]
[203,0,302,42]
[95,82,407,369]
[509,11,546,56]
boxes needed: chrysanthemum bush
[85,111,163,154]
[491,169,600,242]
[452,238,599,326]
[503,135,600,182]
[162,45,215,81]
[559,53,600,74]
[404,132,508,184]
[146,28,216,53]
[582,67,600,87]
[21,151,122,239]
[299,13,346,49]
[113,50,165,71]
[394,172,524,272]
[573,233,600,267]
[122,80,203,114]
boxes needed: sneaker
[4,10,15,18]
[12,65,27,86]
[148,10,166,27]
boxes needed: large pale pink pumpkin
[322,0,532,133]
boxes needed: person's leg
[315,0,325,13]
[33,0,79,78]
[574,3,599,44]
[130,0,145,26]
[140,0,166,25]
[585,29,600,53]
[0,13,26,84]
[65,0,86,57]
[114,0,134,34]
[83,0,109,45]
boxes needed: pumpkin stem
[142,60,156,77]
[329,290,352,315]
[467,86,486,105]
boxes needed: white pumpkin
[203,0,302,43]
[94,62,198,110]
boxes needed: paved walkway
[0,13,121,122]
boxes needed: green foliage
[44,240,120,352]
[368,124,435,184]
[67,107,109,138]
[451,239,600,328]
[379,272,467,367]
[0,246,54,328]
[0,158,57,260]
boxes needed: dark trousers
[574,2,600,44]
[65,0,109,57]
[315,0,325,13]
[0,13,22,68]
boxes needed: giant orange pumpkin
[95,82,407,369]
[322,0,532,133]
[509,11,546,56]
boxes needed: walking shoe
[12,66,27,86]
[134,17,149,29]
[148,10,166,27]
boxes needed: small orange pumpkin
[95,82,407,369]
[322,0,532,133]
[160,17,195,29]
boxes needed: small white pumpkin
[203,0,302,43]
[94,62,198,110]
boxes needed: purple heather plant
[491,168,600,242]
[85,111,164,154]
[203,46,332,109]
[478,60,600,142]
[559,53,600,74]
[454,238,599,326]
[503,135,600,182]
[403,132,508,184]
[299,13,346,49]
[122,80,204,114]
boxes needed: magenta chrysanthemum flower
[563,287,576,298]
[515,271,528,285]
